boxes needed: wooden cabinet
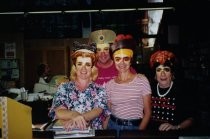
[24,39,69,91]
[24,38,88,92]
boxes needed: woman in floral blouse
[48,41,109,130]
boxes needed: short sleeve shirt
[48,81,110,129]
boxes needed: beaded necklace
[157,81,173,97]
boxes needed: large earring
[154,75,157,80]
[172,74,175,80]
[91,66,98,81]
[70,65,76,81]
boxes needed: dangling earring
[172,74,175,80]
[91,66,98,81]
[70,65,76,81]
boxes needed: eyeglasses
[114,56,131,63]
[156,67,171,72]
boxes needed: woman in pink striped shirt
[104,34,152,135]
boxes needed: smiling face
[155,65,173,88]
[75,56,93,80]
[96,43,112,65]
[113,52,131,73]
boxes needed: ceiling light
[0,12,24,15]
[138,7,174,11]
[64,10,99,13]
[101,8,136,12]
[28,11,62,14]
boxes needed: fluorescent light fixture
[138,7,174,11]
[101,8,136,12]
[64,10,99,13]
[0,6,174,15]
[28,11,62,14]
[0,12,24,15]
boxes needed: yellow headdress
[89,29,116,46]
[111,34,135,58]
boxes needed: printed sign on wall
[5,42,16,59]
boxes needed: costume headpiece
[149,50,176,69]
[73,41,96,53]
[89,29,116,45]
[110,34,135,58]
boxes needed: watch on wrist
[177,125,181,130]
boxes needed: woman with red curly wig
[104,34,152,135]
[148,50,194,131]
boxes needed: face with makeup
[96,44,112,64]
[155,65,173,88]
[75,56,93,80]
[113,50,132,73]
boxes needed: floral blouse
[48,81,110,129]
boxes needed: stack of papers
[46,120,95,139]
[54,128,95,139]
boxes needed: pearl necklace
[157,81,173,97]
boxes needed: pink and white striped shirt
[105,74,151,119]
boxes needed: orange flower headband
[150,50,176,68]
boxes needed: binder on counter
[0,97,32,139]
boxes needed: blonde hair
[70,51,98,81]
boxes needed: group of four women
[48,33,194,134]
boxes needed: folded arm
[54,106,102,130]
